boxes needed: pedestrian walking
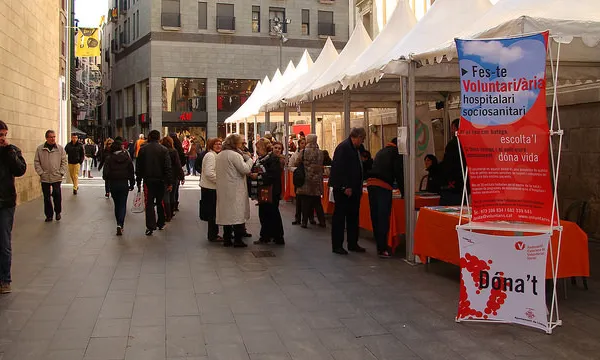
[134,134,145,159]
[34,130,67,222]
[182,135,191,175]
[102,141,135,236]
[366,138,404,258]
[64,133,84,194]
[251,138,284,245]
[98,138,114,198]
[290,137,308,225]
[136,130,172,236]
[329,127,367,255]
[0,120,27,294]
[83,138,96,178]
[294,134,326,229]
[199,137,223,242]
[188,139,198,176]
[215,134,253,247]
[160,136,185,222]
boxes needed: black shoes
[44,217,53,222]
[292,221,300,225]
[223,240,233,247]
[73,189,77,195]
[309,219,317,225]
[274,238,285,245]
[332,248,349,255]
[233,241,248,248]
[145,229,153,236]
[158,225,165,230]
[116,226,123,236]
[378,250,391,259]
[55,214,61,221]
[209,236,224,243]
[300,224,308,229]
[242,232,252,238]
[348,245,366,253]
[254,238,271,245]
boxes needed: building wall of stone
[555,101,600,237]
[0,0,61,204]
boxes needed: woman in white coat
[215,134,254,247]
[199,137,223,242]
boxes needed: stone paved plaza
[0,172,599,360]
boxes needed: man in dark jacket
[329,127,367,255]
[64,134,84,194]
[366,138,404,258]
[0,120,27,294]
[440,119,466,205]
[103,141,135,236]
[136,130,173,236]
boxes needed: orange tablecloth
[358,190,440,253]
[284,170,295,201]
[414,208,590,279]
[321,179,335,215]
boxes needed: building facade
[104,0,352,142]
[0,0,67,203]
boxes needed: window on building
[302,9,309,35]
[269,7,286,34]
[198,1,207,29]
[217,79,258,114]
[216,3,235,31]
[124,19,129,43]
[318,11,335,36]
[136,10,140,38]
[162,78,207,113]
[252,6,260,33]
[162,0,181,27]
[132,15,136,40]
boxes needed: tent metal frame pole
[244,117,249,140]
[364,108,370,150]
[311,102,317,134]
[343,88,351,138]
[254,116,258,142]
[265,111,271,136]
[406,61,417,263]
[283,107,290,155]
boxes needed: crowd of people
[0,119,466,294]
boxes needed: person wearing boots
[102,141,135,236]
[215,134,253,247]
[64,134,84,194]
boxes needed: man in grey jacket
[34,130,68,222]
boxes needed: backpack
[194,150,207,174]
[293,150,306,188]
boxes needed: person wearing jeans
[34,130,67,222]
[366,138,404,258]
[103,141,135,235]
[0,120,27,294]
[136,130,172,236]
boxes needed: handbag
[257,185,273,204]
[292,150,306,188]
[131,190,144,213]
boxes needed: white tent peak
[340,0,417,89]
[310,21,373,100]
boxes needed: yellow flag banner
[75,28,101,57]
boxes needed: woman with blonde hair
[215,134,253,247]
[199,137,223,242]
[251,138,284,245]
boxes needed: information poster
[456,32,553,224]
[457,229,550,332]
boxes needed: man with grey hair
[34,130,68,222]
[329,127,367,255]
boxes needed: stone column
[149,77,162,132]
[206,77,218,137]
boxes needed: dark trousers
[110,184,129,227]
[301,195,325,226]
[104,180,111,194]
[0,207,15,284]
[185,156,190,174]
[144,180,166,230]
[439,191,462,206]
[258,199,284,240]
[41,182,62,218]
[173,182,180,209]
[188,158,197,175]
[367,186,392,252]
[223,224,245,243]
[208,218,219,240]
[163,186,174,219]
[331,188,361,250]
[294,192,314,223]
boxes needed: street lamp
[270,16,291,69]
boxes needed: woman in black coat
[250,138,284,245]
[161,137,185,221]
[423,154,442,194]
[102,141,135,235]
[98,138,115,198]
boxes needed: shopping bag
[329,187,335,204]
[132,190,145,213]
[257,185,273,204]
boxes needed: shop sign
[179,112,193,121]
[457,229,550,332]
[455,32,553,224]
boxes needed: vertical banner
[457,229,550,331]
[75,28,101,57]
[415,105,435,187]
[456,32,553,224]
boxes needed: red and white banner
[456,32,554,224]
[457,229,550,331]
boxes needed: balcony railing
[216,16,236,32]
[318,22,335,36]
[161,12,181,28]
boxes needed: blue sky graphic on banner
[457,34,547,126]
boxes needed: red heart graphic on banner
[457,253,508,320]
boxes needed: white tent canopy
[262,50,314,109]
[224,76,269,124]
[342,0,493,88]
[263,38,339,111]
[414,0,600,82]
[308,22,373,101]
